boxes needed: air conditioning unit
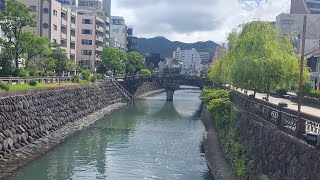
[305,132,320,147]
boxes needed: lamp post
[296,15,307,137]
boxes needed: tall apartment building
[276,13,320,55]
[198,52,210,62]
[19,0,77,62]
[290,0,320,14]
[78,0,110,46]
[57,0,77,6]
[110,16,127,51]
[127,27,138,52]
[213,46,226,62]
[173,48,201,70]
[78,0,102,9]
[76,10,104,72]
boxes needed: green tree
[0,0,37,69]
[147,62,155,71]
[208,21,308,100]
[100,47,125,75]
[49,43,71,84]
[125,51,144,75]
[20,31,51,68]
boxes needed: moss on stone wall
[201,87,249,178]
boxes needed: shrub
[310,90,320,99]
[28,79,37,86]
[275,87,287,95]
[95,73,103,80]
[73,74,80,83]
[0,81,9,91]
[140,69,151,75]
[44,71,55,76]
[18,69,30,77]
[296,82,313,97]
[201,87,232,103]
[81,70,90,81]
[90,75,96,82]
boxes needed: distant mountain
[137,36,219,59]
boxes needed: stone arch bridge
[116,75,211,101]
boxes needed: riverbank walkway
[238,90,320,117]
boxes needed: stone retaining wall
[237,111,320,179]
[0,82,128,158]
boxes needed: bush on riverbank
[202,87,249,178]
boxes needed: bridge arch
[117,75,211,101]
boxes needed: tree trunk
[254,89,256,97]
[266,85,271,102]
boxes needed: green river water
[7,87,213,180]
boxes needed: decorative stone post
[166,90,174,101]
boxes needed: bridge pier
[166,90,174,101]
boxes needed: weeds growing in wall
[201,87,249,178]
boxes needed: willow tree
[209,21,307,100]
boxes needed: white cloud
[111,0,290,44]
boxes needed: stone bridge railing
[0,76,74,85]
[233,91,320,139]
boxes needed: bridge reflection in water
[8,86,213,180]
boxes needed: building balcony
[70,36,76,42]
[96,45,103,52]
[61,19,67,26]
[96,36,104,42]
[96,55,101,61]
[70,49,75,55]
[308,7,320,12]
[106,16,110,24]
[61,33,67,40]
[96,25,104,32]
[307,0,320,4]
[71,23,76,30]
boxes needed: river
[7,87,213,180]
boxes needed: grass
[0,82,82,92]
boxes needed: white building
[290,0,320,14]
[198,52,210,62]
[173,48,201,70]
[110,16,127,51]
[276,13,320,55]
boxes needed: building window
[30,6,36,12]
[82,29,92,35]
[43,23,49,29]
[43,8,49,14]
[53,10,58,16]
[82,19,92,24]
[82,39,92,45]
[81,50,92,55]
[53,24,57,31]
[53,39,57,43]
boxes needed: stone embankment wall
[237,112,320,179]
[0,82,128,158]
[134,81,164,97]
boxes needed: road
[239,89,320,117]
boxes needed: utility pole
[296,15,307,137]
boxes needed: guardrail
[233,91,320,138]
[0,76,74,84]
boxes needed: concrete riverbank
[201,109,236,180]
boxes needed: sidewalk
[239,90,320,118]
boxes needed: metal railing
[0,76,74,85]
[233,91,320,138]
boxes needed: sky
[111,0,290,44]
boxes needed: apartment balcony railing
[61,19,67,26]
[61,33,67,40]
[71,23,76,30]
[96,35,104,42]
[70,36,76,42]
[70,49,75,55]
[96,45,103,52]
[96,25,104,32]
